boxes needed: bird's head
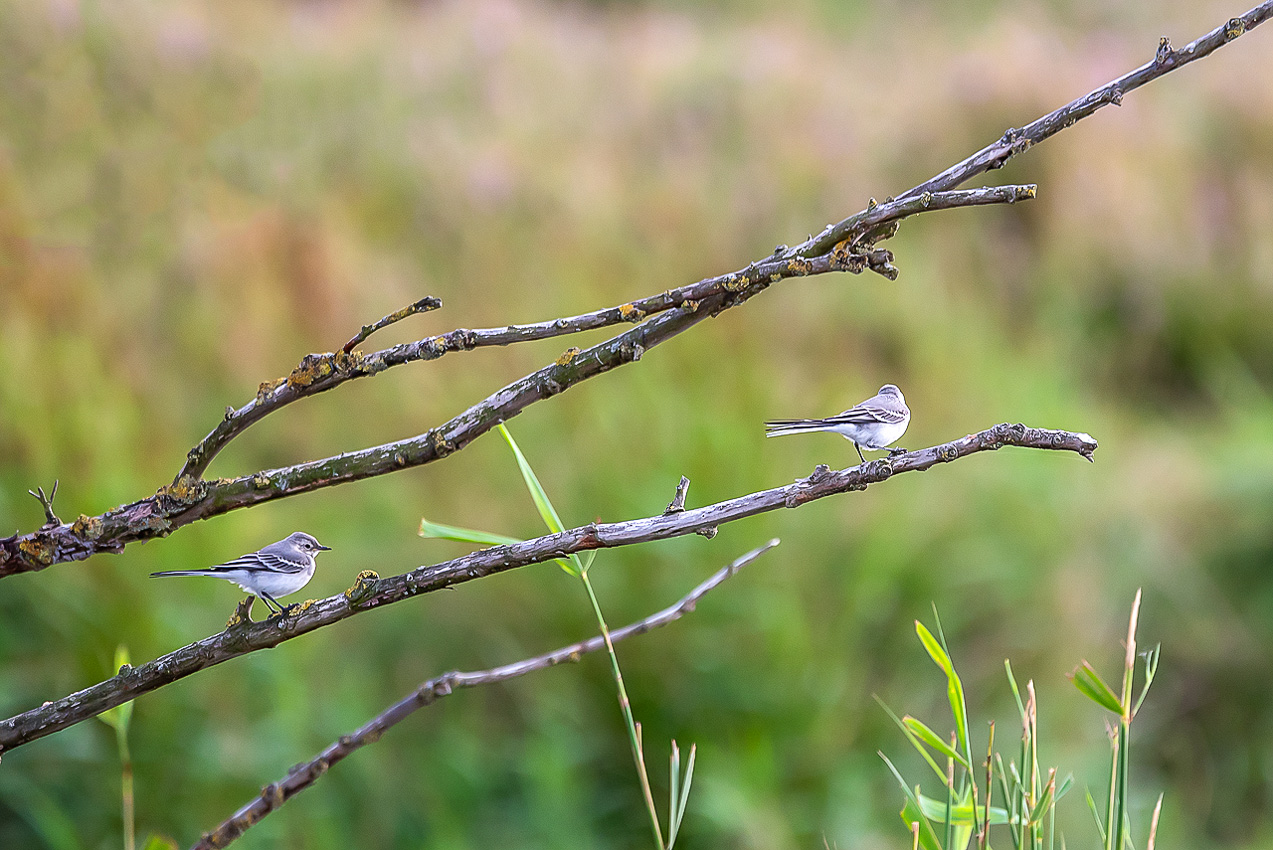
[878,384,904,402]
[288,532,332,554]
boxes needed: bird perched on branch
[150,532,332,617]
[764,384,911,464]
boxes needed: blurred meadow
[2,0,1273,847]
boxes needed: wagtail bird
[765,384,911,464]
[151,532,332,616]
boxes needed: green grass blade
[1113,722,1129,850]
[1028,778,1055,826]
[996,754,1022,850]
[916,619,952,673]
[140,836,178,850]
[98,646,134,735]
[916,619,972,771]
[418,518,523,547]
[420,518,576,570]
[496,423,584,575]
[669,743,697,849]
[903,716,972,771]
[1132,645,1161,716]
[880,752,944,850]
[579,572,663,847]
[1055,773,1074,802]
[1085,788,1107,844]
[917,794,1011,826]
[497,422,565,533]
[96,646,135,850]
[1005,659,1026,721]
[670,740,680,834]
[876,696,948,785]
[1070,662,1122,714]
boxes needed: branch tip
[27,481,60,528]
[342,296,443,354]
[665,476,691,514]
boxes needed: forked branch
[0,187,1030,577]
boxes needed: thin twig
[189,540,778,850]
[665,476,691,514]
[27,481,60,528]
[341,296,442,354]
[0,423,1097,754]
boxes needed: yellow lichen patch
[159,475,209,505]
[333,349,363,372]
[286,352,337,390]
[294,598,318,615]
[722,274,748,292]
[555,346,581,366]
[225,597,256,629]
[431,430,456,457]
[618,303,645,322]
[18,535,55,566]
[343,570,380,605]
[786,258,813,275]
[252,473,271,489]
[72,513,104,540]
[141,515,172,534]
[256,377,285,401]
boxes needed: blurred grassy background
[1,0,1272,847]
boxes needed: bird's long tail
[150,569,218,578]
[763,418,835,438]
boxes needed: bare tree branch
[340,296,442,355]
[189,540,779,850]
[789,1,1273,258]
[0,423,1096,755]
[0,187,1030,577]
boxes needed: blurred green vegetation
[1,0,1272,848]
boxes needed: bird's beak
[318,544,333,551]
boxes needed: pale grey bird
[764,384,911,464]
[150,532,332,616]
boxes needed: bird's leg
[854,443,866,464]
[258,593,285,616]
[888,447,908,456]
[263,593,298,616]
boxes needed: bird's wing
[825,400,908,426]
[214,552,309,574]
